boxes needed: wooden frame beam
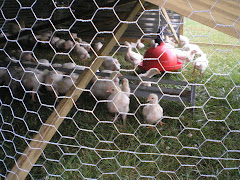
[6,1,144,179]
[179,16,184,35]
[161,7,179,43]
[146,0,240,39]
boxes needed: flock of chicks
[165,35,209,77]
[92,35,209,128]
[0,54,85,101]
[91,67,163,127]
[0,31,208,128]
[0,31,105,100]
[31,31,102,62]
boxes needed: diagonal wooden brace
[161,7,179,43]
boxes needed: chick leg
[31,88,39,102]
[147,126,155,130]
[122,114,127,127]
[147,122,165,130]
[31,92,36,102]
[192,68,196,74]
[158,121,165,126]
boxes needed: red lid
[139,42,182,71]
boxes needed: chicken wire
[0,0,240,179]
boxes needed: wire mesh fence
[0,0,240,179]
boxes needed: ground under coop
[0,0,240,179]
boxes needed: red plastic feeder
[138,42,182,72]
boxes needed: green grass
[0,19,240,179]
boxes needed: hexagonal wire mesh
[0,0,240,179]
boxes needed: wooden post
[6,1,144,179]
[161,7,179,43]
[179,15,184,35]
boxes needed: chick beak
[147,97,151,102]
[117,72,123,77]
[157,69,161,74]
[106,86,113,93]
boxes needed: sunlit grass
[184,18,240,45]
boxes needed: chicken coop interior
[0,0,240,179]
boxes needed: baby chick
[173,49,197,65]
[55,39,66,51]
[22,68,49,101]
[130,39,145,49]
[74,44,90,62]
[120,78,131,97]
[102,57,121,71]
[179,35,189,47]
[44,70,64,97]
[124,41,143,68]
[143,93,164,127]
[183,44,203,56]
[91,71,122,99]
[62,62,76,73]
[5,66,24,94]
[21,52,35,63]
[81,41,91,52]
[58,73,79,95]
[193,53,208,77]
[50,36,60,46]
[64,40,74,52]
[165,35,178,48]
[139,68,160,87]
[94,42,103,52]
[38,59,50,66]
[107,85,130,127]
